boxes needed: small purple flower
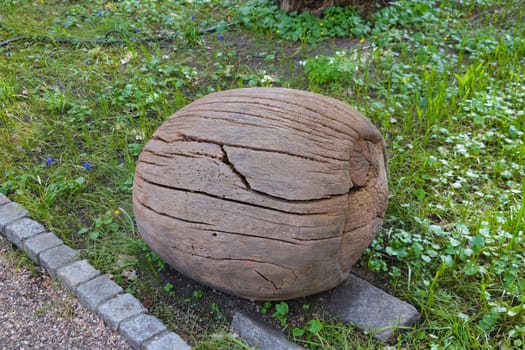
[218,34,224,42]
[135,28,141,33]
[84,161,91,171]
[7,51,11,57]
[85,59,89,65]
[190,15,195,21]
[50,54,55,59]
[46,157,54,166]
[97,10,103,17]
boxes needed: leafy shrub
[304,52,358,86]
[236,0,369,43]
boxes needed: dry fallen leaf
[121,269,137,281]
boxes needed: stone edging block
[4,217,45,248]
[143,332,192,350]
[56,259,101,292]
[232,311,304,350]
[119,313,167,349]
[39,244,79,277]
[23,232,63,263]
[98,293,147,331]
[324,273,420,342]
[76,275,123,311]
[0,202,29,231]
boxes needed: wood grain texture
[133,88,388,300]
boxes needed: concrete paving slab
[23,232,63,263]
[324,274,420,342]
[144,332,192,350]
[98,293,147,331]
[39,244,79,277]
[76,275,123,311]
[56,259,100,292]
[0,202,28,232]
[119,313,167,349]
[232,311,303,350]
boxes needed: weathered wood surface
[133,88,388,300]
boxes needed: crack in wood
[143,149,198,160]
[179,108,348,151]
[293,235,341,242]
[150,134,184,143]
[137,175,336,216]
[194,99,359,140]
[178,134,332,164]
[217,93,378,142]
[136,197,212,226]
[244,93,381,142]
[167,243,299,278]
[143,149,195,159]
[342,220,375,234]
[137,177,343,227]
[254,269,278,290]
[240,172,348,198]
[221,145,251,190]
[143,144,351,202]
[181,112,275,130]
[147,135,223,159]
[138,159,168,167]
[200,227,304,246]
[347,183,367,194]
[177,136,354,202]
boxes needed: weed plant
[1,0,524,348]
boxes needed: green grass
[1,0,524,348]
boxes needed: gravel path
[0,235,131,350]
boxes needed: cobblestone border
[0,193,191,350]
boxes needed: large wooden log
[133,88,388,300]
